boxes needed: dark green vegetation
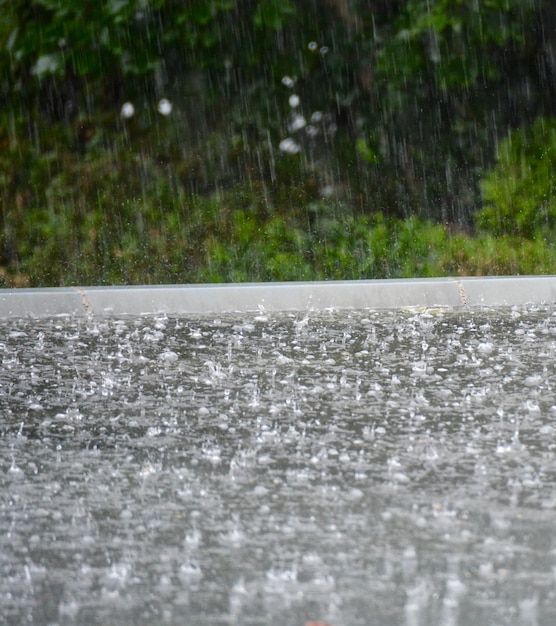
[1,0,556,286]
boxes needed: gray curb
[1,276,556,318]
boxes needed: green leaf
[253,0,295,31]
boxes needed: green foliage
[1,0,556,286]
[367,0,543,223]
[253,0,296,31]
[477,117,556,238]
[1,0,237,83]
[3,138,555,287]
[377,0,533,91]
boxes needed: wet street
[2,306,556,625]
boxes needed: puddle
[2,306,556,625]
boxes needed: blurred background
[1,0,556,286]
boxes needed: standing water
[2,306,556,625]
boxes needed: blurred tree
[345,0,552,224]
[1,0,555,284]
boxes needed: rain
[3,305,556,624]
[1,1,556,284]
[2,2,556,625]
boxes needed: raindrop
[120,102,135,119]
[158,349,178,362]
[218,528,245,547]
[58,600,79,619]
[310,111,323,123]
[288,114,307,132]
[518,593,539,623]
[288,94,300,108]
[477,342,494,354]
[320,46,329,56]
[178,560,202,582]
[157,98,172,116]
[308,41,318,51]
[279,138,301,154]
[306,125,319,138]
[281,75,295,88]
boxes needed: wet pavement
[2,306,556,625]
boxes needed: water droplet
[288,114,307,132]
[178,560,202,582]
[157,98,172,116]
[308,41,318,51]
[306,125,319,138]
[288,94,300,108]
[477,342,494,354]
[58,600,79,618]
[158,349,179,362]
[120,102,135,119]
[310,111,323,124]
[218,528,245,547]
[184,528,202,548]
[279,138,301,154]
[347,487,363,500]
[524,374,542,387]
[281,75,295,88]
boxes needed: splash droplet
[157,98,172,116]
[288,94,300,108]
[120,102,135,119]
[288,114,307,132]
[279,138,301,154]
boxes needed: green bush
[4,109,556,288]
[437,232,556,276]
[5,157,556,286]
[477,117,556,238]
[4,62,556,287]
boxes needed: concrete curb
[1,276,555,318]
